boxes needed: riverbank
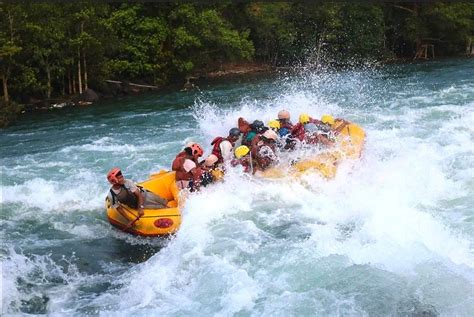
[21,63,274,111]
[3,56,470,128]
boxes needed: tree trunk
[72,69,76,94]
[2,73,9,103]
[46,64,51,99]
[68,68,72,95]
[83,49,88,90]
[77,47,82,94]
[413,4,420,56]
[62,73,65,96]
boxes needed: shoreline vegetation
[1,2,473,127]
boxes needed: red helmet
[107,167,122,184]
[190,143,204,157]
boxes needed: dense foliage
[1,2,473,126]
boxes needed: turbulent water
[1,59,473,316]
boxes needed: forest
[1,2,473,126]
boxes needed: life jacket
[211,136,227,163]
[279,120,293,130]
[172,151,201,183]
[238,117,256,147]
[242,131,257,146]
[253,142,277,171]
[109,185,138,209]
[291,123,306,141]
[291,118,323,142]
[278,127,290,137]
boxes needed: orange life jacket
[172,151,201,183]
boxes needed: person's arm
[333,119,350,134]
[317,134,335,147]
[125,180,145,216]
[190,166,203,188]
[220,141,234,162]
[132,189,145,216]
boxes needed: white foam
[2,177,104,213]
[3,61,474,315]
[0,248,85,315]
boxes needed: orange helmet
[190,143,204,157]
[107,167,122,184]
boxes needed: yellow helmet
[234,145,250,159]
[299,113,310,124]
[267,120,280,130]
[321,114,335,125]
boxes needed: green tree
[337,4,385,62]
[243,3,295,65]
[21,4,66,99]
[427,3,474,56]
[104,4,168,84]
[0,4,24,103]
[166,4,254,78]
[69,3,110,94]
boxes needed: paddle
[122,215,141,231]
[118,205,142,232]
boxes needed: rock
[79,88,99,102]
[182,81,195,91]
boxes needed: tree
[104,4,168,84]
[21,4,66,99]
[427,3,474,56]
[244,3,295,65]
[166,4,254,78]
[0,4,24,103]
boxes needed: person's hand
[138,206,144,217]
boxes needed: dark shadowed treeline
[1,2,473,126]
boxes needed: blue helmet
[278,127,290,137]
[228,127,241,137]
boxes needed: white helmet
[262,129,278,141]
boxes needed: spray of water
[1,60,473,315]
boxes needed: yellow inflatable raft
[105,170,181,236]
[259,122,366,179]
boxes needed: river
[1,59,473,316]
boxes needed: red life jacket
[291,123,306,141]
[291,118,323,141]
[279,121,293,130]
[211,137,226,162]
